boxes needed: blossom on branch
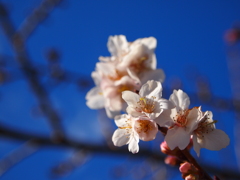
[155,90,201,150]
[86,35,165,118]
[122,80,173,119]
[112,114,158,153]
[192,110,230,156]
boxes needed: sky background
[0,0,240,179]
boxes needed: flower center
[171,110,190,128]
[136,96,156,113]
[194,114,217,138]
[135,120,153,134]
[130,56,148,73]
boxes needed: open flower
[122,80,173,120]
[192,110,230,156]
[86,35,165,118]
[155,90,200,150]
[112,114,158,153]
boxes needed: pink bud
[160,141,170,154]
[179,162,192,174]
[164,156,178,166]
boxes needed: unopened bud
[179,162,191,174]
[164,156,179,166]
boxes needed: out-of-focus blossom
[86,35,165,118]
[192,110,230,156]
[155,90,200,150]
[112,114,158,153]
[122,80,173,120]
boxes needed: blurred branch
[0,140,39,177]
[18,0,64,40]
[0,123,239,179]
[0,2,65,139]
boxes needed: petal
[139,80,162,99]
[186,108,201,133]
[128,133,139,153]
[86,87,105,109]
[165,127,191,150]
[135,119,158,141]
[193,135,201,157]
[108,35,129,56]
[126,106,143,117]
[139,69,165,84]
[114,114,130,128]
[155,109,173,127]
[112,129,130,147]
[170,89,190,111]
[158,98,175,110]
[122,91,140,106]
[201,129,230,151]
[135,37,157,50]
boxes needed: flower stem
[181,149,213,180]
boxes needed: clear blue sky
[0,0,239,179]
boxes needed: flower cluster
[112,80,173,153]
[86,35,165,118]
[155,89,230,156]
[86,35,230,179]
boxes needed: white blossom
[192,110,230,156]
[155,90,200,150]
[86,35,165,118]
[122,80,173,120]
[112,114,158,153]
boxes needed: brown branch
[17,0,64,40]
[0,123,239,179]
[0,2,65,139]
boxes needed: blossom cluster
[86,35,230,157]
[86,35,165,118]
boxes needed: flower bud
[164,156,180,166]
[179,162,191,174]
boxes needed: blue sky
[0,0,240,179]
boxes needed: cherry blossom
[155,90,200,150]
[86,35,165,118]
[122,80,173,120]
[112,114,158,153]
[192,110,230,156]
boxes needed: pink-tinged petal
[193,134,201,157]
[170,90,190,111]
[165,127,191,150]
[91,71,101,86]
[122,91,140,106]
[139,69,165,84]
[98,56,112,62]
[201,129,230,151]
[114,114,130,128]
[108,35,129,57]
[158,99,175,110]
[128,133,139,153]
[186,108,201,133]
[126,68,141,84]
[96,62,116,76]
[126,106,143,117]
[112,129,130,147]
[139,80,162,99]
[86,87,105,109]
[147,53,157,70]
[155,109,173,127]
[135,120,158,141]
[135,37,157,50]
